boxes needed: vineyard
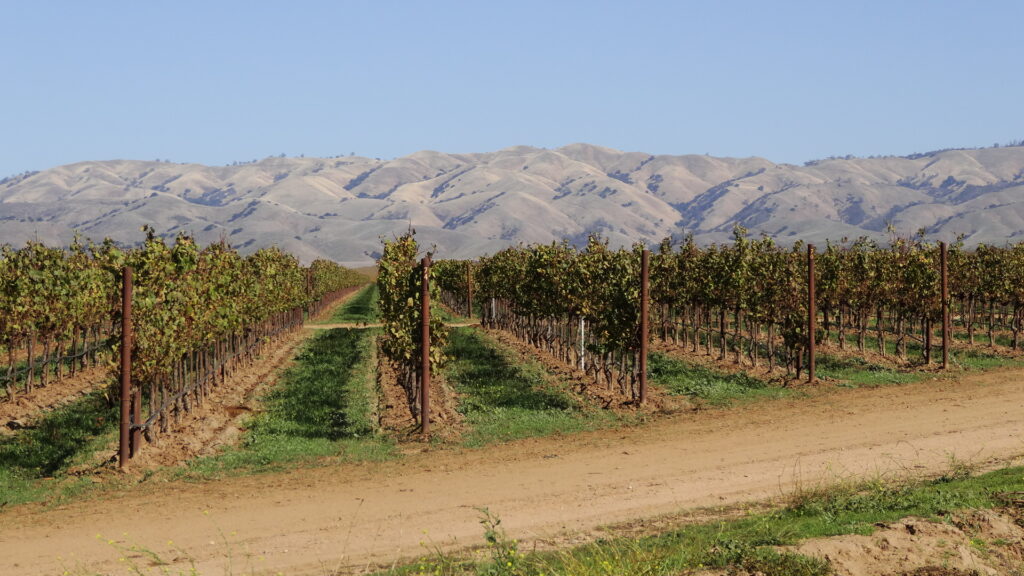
[4,228,1024,576]
[376,228,1024,433]
[6,226,1024,462]
[0,229,368,464]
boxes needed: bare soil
[0,363,1022,575]
[788,507,1024,576]
[697,507,1024,576]
[376,354,463,443]
[0,364,109,435]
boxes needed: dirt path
[2,369,1023,576]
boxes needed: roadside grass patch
[318,283,379,324]
[444,328,619,447]
[648,352,796,406]
[384,465,1024,576]
[184,327,393,478]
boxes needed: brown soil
[3,363,1023,576]
[0,364,109,435]
[376,353,463,443]
[788,508,1024,576]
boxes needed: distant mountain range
[3,143,1024,264]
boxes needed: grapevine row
[1,231,368,456]
[431,229,1024,397]
[375,233,447,425]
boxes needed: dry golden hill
[3,143,1023,262]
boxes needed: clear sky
[2,1,1022,177]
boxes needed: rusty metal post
[118,266,133,468]
[639,249,649,404]
[808,244,816,383]
[467,263,474,319]
[420,256,431,436]
[941,241,950,369]
[131,388,141,456]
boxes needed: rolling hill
[3,143,1024,264]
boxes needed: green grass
[815,354,923,387]
[318,283,379,324]
[443,328,621,448]
[1,325,393,507]
[183,327,394,478]
[648,352,797,406]
[382,465,1024,576]
[953,328,1018,348]
[816,344,1024,388]
[0,389,119,507]
[953,347,1024,371]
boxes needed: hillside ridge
[3,143,1024,263]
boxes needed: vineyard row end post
[118,266,133,468]
[941,241,950,369]
[808,244,816,383]
[639,249,649,405]
[421,256,431,436]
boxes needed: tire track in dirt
[1,368,1023,576]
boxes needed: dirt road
[2,369,1022,576]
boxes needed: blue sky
[2,1,1021,176]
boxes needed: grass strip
[384,465,1024,576]
[648,352,797,406]
[318,283,379,324]
[814,353,923,387]
[444,328,620,448]
[184,327,393,478]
